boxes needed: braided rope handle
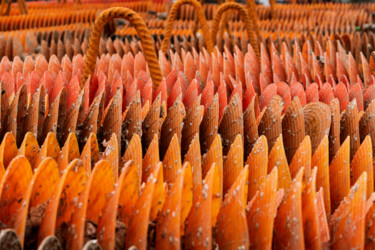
[245,0,260,39]
[160,0,214,54]
[211,2,260,59]
[269,0,276,19]
[81,7,163,89]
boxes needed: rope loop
[81,7,163,89]
[160,0,213,54]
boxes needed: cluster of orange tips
[0,0,375,249]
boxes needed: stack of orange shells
[0,0,375,249]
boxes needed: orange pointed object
[122,133,142,184]
[97,161,137,249]
[316,187,330,243]
[258,95,283,151]
[162,133,182,185]
[329,99,341,164]
[185,163,220,249]
[268,134,292,190]
[289,135,311,181]
[330,172,367,249]
[34,132,60,170]
[312,135,331,217]
[351,136,373,199]
[302,167,322,248]
[56,132,80,173]
[0,132,18,168]
[18,132,39,169]
[80,133,100,174]
[181,97,203,157]
[200,93,219,154]
[247,167,280,249]
[122,91,142,151]
[330,136,351,211]
[219,93,243,155]
[103,133,119,180]
[143,134,160,182]
[125,164,161,249]
[0,156,33,246]
[155,162,192,248]
[38,159,86,246]
[66,160,115,250]
[223,134,243,196]
[160,97,185,158]
[19,158,60,247]
[243,95,259,157]
[282,97,305,163]
[216,165,249,249]
[183,134,202,198]
[246,135,268,200]
[202,134,223,205]
[274,168,305,249]
[340,99,360,161]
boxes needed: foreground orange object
[0,2,375,249]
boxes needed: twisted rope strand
[81,7,163,90]
[245,0,260,40]
[160,0,213,54]
[211,2,260,60]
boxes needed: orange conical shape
[312,135,331,217]
[351,136,373,199]
[223,134,244,196]
[259,95,283,151]
[185,163,220,249]
[0,132,18,168]
[289,136,311,181]
[34,132,60,169]
[302,167,322,249]
[219,93,243,155]
[0,156,33,246]
[247,167,279,249]
[56,133,80,173]
[246,135,268,200]
[268,134,291,190]
[316,188,330,243]
[122,133,142,184]
[66,160,115,250]
[282,97,305,164]
[18,132,39,169]
[97,161,138,249]
[183,134,202,198]
[163,134,182,185]
[330,172,367,249]
[143,134,159,182]
[340,99,360,161]
[274,168,305,249]
[216,166,250,249]
[125,164,162,249]
[22,158,60,246]
[200,93,219,154]
[38,160,86,246]
[155,163,193,249]
[103,133,119,181]
[330,136,351,211]
[202,134,223,206]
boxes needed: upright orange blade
[302,167,321,248]
[216,166,250,249]
[268,134,291,190]
[247,167,279,249]
[330,172,367,249]
[274,168,305,249]
[330,136,351,211]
